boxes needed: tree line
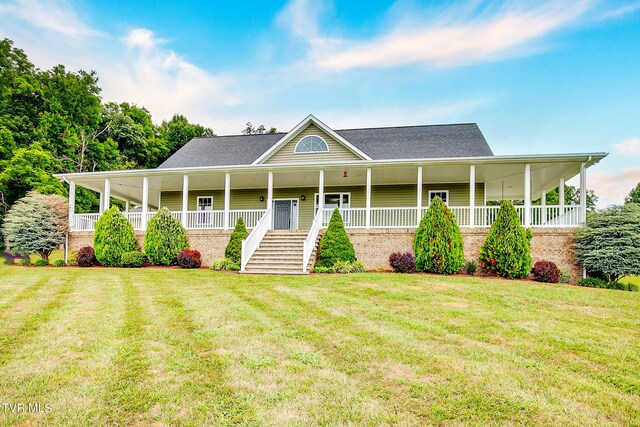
[0,38,215,223]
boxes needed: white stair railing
[303,209,323,273]
[241,207,272,272]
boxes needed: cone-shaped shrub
[413,196,465,274]
[479,200,533,279]
[144,207,189,266]
[94,206,139,267]
[316,208,356,268]
[225,217,248,263]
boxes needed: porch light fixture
[301,195,306,201]
[343,170,348,178]
[259,196,264,202]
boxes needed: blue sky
[0,0,638,205]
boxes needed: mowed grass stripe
[0,274,51,311]
[226,281,420,425]
[102,274,157,425]
[0,274,75,365]
[141,271,258,426]
[0,269,125,427]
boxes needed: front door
[274,200,292,230]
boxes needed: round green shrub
[34,259,49,267]
[225,217,248,264]
[312,266,336,274]
[18,258,31,266]
[413,196,465,274]
[479,200,532,279]
[94,206,139,267]
[144,207,189,266]
[67,250,79,266]
[316,208,356,268]
[211,257,233,271]
[120,251,147,268]
[226,262,240,271]
[53,259,66,267]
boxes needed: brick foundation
[347,227,581,282]
[69,227,580,281]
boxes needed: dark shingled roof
[157,123,493,168]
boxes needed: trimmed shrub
[94,206,139,267]
[389,252,416,273]
[34,259,49,267]
[578,278,638,292]
[177,249,202,269]
[225,217,248,264]
[479,201,533,279]
[316,208,356,268]
[120,251,147,268]
[414,196,465,274]
[558,270,571,284]
[334,260,367,273]
[18,258,31,266]
[77,246,97,267]
[312,266,336,274]
[532,260,560,283]
[350,261,367,273]
[227,262,240,271]
[67,250,79,266]
[144,207,189,266]
[211,257,233,271]
[464,260,478,275]
[53,259,66,267]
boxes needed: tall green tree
[624,182,640,204]
[159,114,214,157]
[242,122,277,134]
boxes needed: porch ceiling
[60,154,602,204]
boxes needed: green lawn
[0,265,638,426]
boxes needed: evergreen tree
[479,201,533,279]
[316,208,355,268]
[225,217,248,263]
[413,196,465,274]
[93,206,139,266]
[144,207,189,266]
[575,204,640,282]
[2,192,67,260]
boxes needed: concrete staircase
[243,230,319,275]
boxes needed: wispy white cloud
[612,137,640,156]
[589,168,640,207]
[0,0,98,38]
[601,2,640,19]
[277,0,327,40]
[282,0,595,71]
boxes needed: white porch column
[68,180,75,230]
[267,172,273,208]
[103,179,111,211]
[182,175,189,228]
[125,201,130,213]
[580,163,587,223]
[224,173,231,230]
[469,165,476,228]
[365,168,371,229]
[541,190,547,224]
[524,163,531,227]
[416,166,423,226]
[318,170,325,223]
[141,176,149,231]
[559,178,565,208]
[98,192,104,214]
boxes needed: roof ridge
[335,123,478,132]
[191,132,287,139]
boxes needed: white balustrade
[229,209,267,228]
[303,209,323,273]
[241,208,272,272]
[370,207,417,228]
[185,211,225,229]
[123,213,142,230]
[321,208,367,227]
[72,213,100,231]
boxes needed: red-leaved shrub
[177,249,202,269]
[77,246,97,267]
[389,252,416,273]
[532,260,560,283]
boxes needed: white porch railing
[241,208,272,272]
[303,209,323,273]
[229,209,267,228]
[71,205,584,232]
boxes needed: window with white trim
[428,190,449,205]
[196,196,213,211]
[294,135,329,153]
[314,193,351,212]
